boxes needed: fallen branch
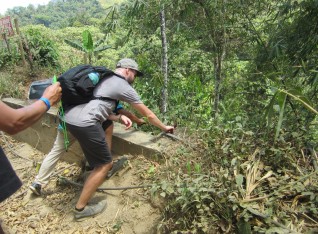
[50,163,77,178]
[58,176,152,191]
[246,207,301,234]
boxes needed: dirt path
[0,136,162,234]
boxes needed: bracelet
[39,97,51,111]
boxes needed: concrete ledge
[2,98,170,164]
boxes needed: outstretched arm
[131,103,174,133]
[0,83,62,135]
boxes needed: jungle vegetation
[0,0,318,233]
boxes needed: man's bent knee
[94,162,113,173]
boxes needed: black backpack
[57,64,116,107]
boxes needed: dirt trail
[0,136,162,234]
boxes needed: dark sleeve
[0,147,22,202]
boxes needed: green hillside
[1,0,124,29]
[99,0,124,8]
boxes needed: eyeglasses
[129,69,137,76]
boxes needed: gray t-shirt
[64,74,142,127]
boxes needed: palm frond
[94,45,112,54]
[64,39,85,52]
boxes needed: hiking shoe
[29,182,42,196]
[83,161,94,172]
[74,200,107,221]
[81,159,94,172]
[106,156,128,179]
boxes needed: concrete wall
[3,98,169,164]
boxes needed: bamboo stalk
[279,89,318,115]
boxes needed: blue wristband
[39,97,51,111]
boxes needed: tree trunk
[14,18,26,67]
[21,37,34,71]
[213,45,226,119]
[2,33,11,54]
[213,51,224,119]
[213,0,227,119]
[160,7,168,114]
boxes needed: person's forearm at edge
[0,83,62,135]
[0,100,49,135]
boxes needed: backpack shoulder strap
[113,73,126,80]
[91,70,125,104]
[92,96,117,102]
[93,66,114,79]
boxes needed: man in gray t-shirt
[66,58,175,221]
[64,72,142,127]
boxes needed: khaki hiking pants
[34,129,76,186]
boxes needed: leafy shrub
[0,46,21,68]
[23,27,59,68]
[157,174,230,233]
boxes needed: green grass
[0,71,25,99]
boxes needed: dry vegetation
[0,133,168,234]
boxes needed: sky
[1,0,51,14]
